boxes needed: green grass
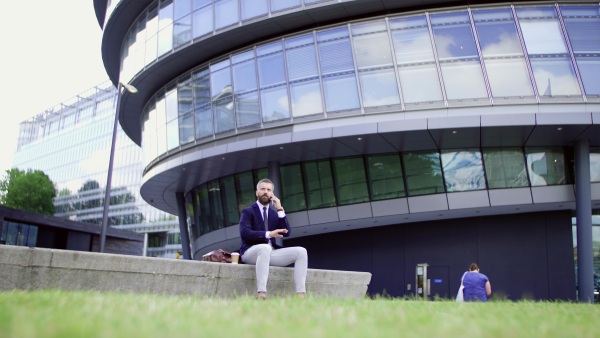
[0,290,598,338]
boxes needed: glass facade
[135,3,599,166]
[186,147,600,238]
[13,82,180,258]
[0,221,38,247]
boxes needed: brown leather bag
[202,249,232,263]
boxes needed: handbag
[456,271,467,302]
[202,249,233,263]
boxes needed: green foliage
[0,290,599,338]
[0,168,56,214]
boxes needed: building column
[575,139,594,303]
[175,192,192,260]
[268,161,283,247]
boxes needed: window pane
[192,3,213,38]
[561,6,600,96]
[517,7,567,54]
[303,160,336,208]
[208,180,225,230]
[322,73,359,112]
[526,148,567,186]
[179,111,194,144]
[439,61,488,100]
[214,98,235,133]
[257,42,286,87]
[166,119,179,150]
[165,86,178,122]
[483,148,529,189]
[235,171,257,214]
[241,0,268,20]
[211,60,232,100]
[198,185,211,235]
[174,14,192,48]
[530,58,581,96]
[286,34,318,81]
[215,0,238,29]
[317,27,354,75]
[402,152,444,196]
[178,78,193,114]
[333,157,369,205]
[232,55,257,93]
[290,80,323,117]
[271,0,301,12]
[236,92,260,128]
[591,151,600,183]
[195,105,212,139]
[220,176,239,227]
[352,21,393,69]
[398,64,443,103]
[472,8,534,98]
[261,86,290,122]
[359,69,400,107]
[193,68,211,108]
[280,164,306,212]
[367,154,405,200]
[441,150,486,192]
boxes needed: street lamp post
[99,81,138,253]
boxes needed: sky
[0,0,109,175]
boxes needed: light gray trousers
[241,244,308,294]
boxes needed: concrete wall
[0,245,371,299]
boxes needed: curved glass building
[96,0,600,300]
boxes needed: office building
[13,82,181,258]
[96,0,599,300]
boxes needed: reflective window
[389,15,443,104]
[333,157,369,205]
[402,152,444,196]
[197,185,211,235]
[232,50,260,127]
[483,148,529,189]
[280,164,306,212]
[208,180,225,229]
[193,68,213,139]
[591,150,600,183]
[366,154,405,200]
[241,0,268,20]
[211,60,234,133]
[430,12,488,101]
[235,171,257,214]
[0,222,37,247]
[257,42,290,122]
[145,5,159,65]
[157,0,174,57]
[352,21,401,107]
[215,0,238,30]
[517,6,581,97]
[561,6,600,96]
[472,8,534,99]
[271,0,301,12]
[192,1,213,38]
[285,34,323,117]
[179,111,195,144]
[220,176,239,226]
[303,160,336,208]
[526,147,567,186]
[317,27,360,112]
[155,93,167,155]
[441,150,486,192]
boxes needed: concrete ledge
[0,245,371,299]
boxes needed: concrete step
[0,245,371,299]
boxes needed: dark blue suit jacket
[239,203,291,257]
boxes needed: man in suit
[239,178,308,299]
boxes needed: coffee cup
[231,252,240,264]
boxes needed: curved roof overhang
[93,0,108,28]
[99,0,541,146]
[140,111,600,215]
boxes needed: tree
[0,168,57,215]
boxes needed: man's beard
[258,195,270,205]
